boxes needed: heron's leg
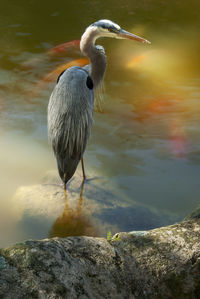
[81,158,86,181]
[80,179,85,199]
[77,179,85,216]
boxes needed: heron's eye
[108,27,119,34]
[86,76,93,90]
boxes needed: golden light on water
[123,30,199,80]
[125,48,185,81]
[126,54,146,68]
[116,29,200,160]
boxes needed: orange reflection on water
[124,31,199,81]
[41,58,89,83]
[134,95,188,157]
[121,36,195,159]
[126,54,146,68]
[134,95,184,122]
[124,48,177,81]
[146,96,183,114]
[33,58,89,95]
[47,40,80,56]
[169,119,187,158]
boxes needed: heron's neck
[80,28,107,88]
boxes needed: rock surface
[0,205,200,298]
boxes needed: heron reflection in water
[48,20,150,191]
[49,182,99,238]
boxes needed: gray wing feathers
[48,67,94,182]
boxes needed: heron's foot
[84,176,101,182]
[82,174,86,182]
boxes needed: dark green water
[0,0,200,247]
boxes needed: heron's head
[89,19,151,44]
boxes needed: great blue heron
[48,19,150,190]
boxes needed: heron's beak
[118,29,151,44]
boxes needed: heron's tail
[56,155,80,184]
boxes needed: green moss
[106,231,112,243]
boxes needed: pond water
[0,0,200,247]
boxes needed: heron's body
[48,19,150,189]
[48,67,94,183]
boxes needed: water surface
[0,0,200,247]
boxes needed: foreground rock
[0,205,200,299]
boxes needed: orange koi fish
[47,40,80,56]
